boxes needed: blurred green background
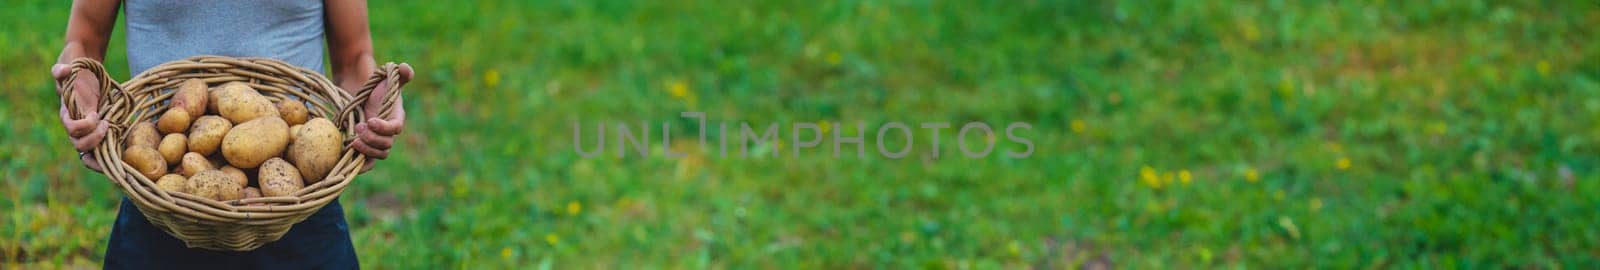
[5,0,1600,268]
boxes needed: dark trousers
[103,197,359,269]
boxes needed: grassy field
[5,0,1600,268]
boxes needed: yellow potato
[187,115,232,156]
[258,158,304,197]
[279,100,309,126]
[123,145,167,180]
[128,122,161,148]
[220,165,249,188]
[171,79,209,116]
[213,82,279,124]
[207,86,222,114]
[285,124,305,161]
[156,174,187,194]
[221,117,289,168]
[242,187,266,206]
[186,170,242,201]
[289,118,343,183]
[158,133,187,164]
[156,109,192,134]
[178,152,214,177]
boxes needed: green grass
[5,0,1600,268]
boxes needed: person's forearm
[57,42,104,65]
[325,0,375,94]
[57,0,119,65]
[332,51,375,93]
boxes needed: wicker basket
[58,56,404,251]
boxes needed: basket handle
[56,58,128,120]
[337,62,405,124]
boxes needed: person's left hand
[352,63,413,172]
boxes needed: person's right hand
[53,63,109,172]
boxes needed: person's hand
[53,63,110,172]
[352,63,412,172]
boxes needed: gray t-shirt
[124,0,326,75]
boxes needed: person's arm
[326,0,412,170]
[57,0,118,69]
[325,0,375,95]
[54,0,121,172]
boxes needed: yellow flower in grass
[1537,60,1551,76]
[1140,166,1162,189]
[826,52,842,65]
[1244,167,1260,182]
[1179,170,1192,185]
[1070,119,1086,134]
[1336,157,1351,170]
[667,80,690,98]
[567,201,582,215]
[483,68,501,88]
[501,247,513,259]
[666,79,698,107]
[545,234,561,245]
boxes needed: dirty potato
[171,79,209,116]
[221,117,289,168]
[156,109,193,134]
[128,122,161,148]
[279,100,309,126]
[187,115,232,156]
[258,158,305,197]
[186,170,243,201]
[123,145,167,180]
[213,82,279,124]
[156,174,187,194]
[220,165,249,188]
[158,133,187,164]
[178,152,214,177]
[288,118,342,183]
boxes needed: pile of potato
[121,79,344,203]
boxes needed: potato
[222,117,289,168]
[156,109,192,134]
[220,165,249,188]
[242,187,265,206]
[178,152,214,177]
[279,100,309,126]
[187,115,232,155]
[156,174,187,193]
[171,79,209,116]
[123,145,167,180]
[289,118,342,183]
[128,122,161,148]
[288,124,304,141]
[186,170,242,201]
[207,86,221,114]
[213,82,279,124]
[158,133,187,164]
[258,158,304,197]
